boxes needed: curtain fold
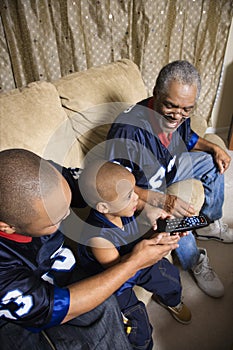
[0,0,232,123]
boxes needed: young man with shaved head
[0,148,179,350]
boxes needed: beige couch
[0,58,226,215]
[1,59,228,306]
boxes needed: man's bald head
[0,149,61,231]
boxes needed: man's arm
[62,234,179,323]
[135,186,195,218]
[193,136,231,174]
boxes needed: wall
[1,0,232,130]
[210,18,233,132]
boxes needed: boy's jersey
[78,209,142,295]
[106,98,199,192]
[0,165,85,332]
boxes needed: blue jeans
[175,232,200,270]
[171,151,225,270]
[0,296,132,350]
[117,258,181,349]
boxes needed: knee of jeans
[175,233,200,270]
[102,294,119,310]
[124,301,153,349]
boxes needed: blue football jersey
[0,165,86,332]
[106,98,199,192]
[78,209,142,296]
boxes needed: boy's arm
[89,237,121,268]
[63,234,180,323]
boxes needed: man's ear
[96,202,110,214]
[0,222,16,234]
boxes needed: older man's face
[154,81,197,133]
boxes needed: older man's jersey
[106,97,199,192]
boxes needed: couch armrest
[203,133,227,150]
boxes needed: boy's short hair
[79,160,133,208]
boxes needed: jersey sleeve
[27,286,70,332]
[0,262,70,332]
[180,119,199,151]
[0,232,77,332]
[188,130,199,150]
[106,123,149,188]
[48,161,87,208]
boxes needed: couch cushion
[0,81,83,167]
[53,59,147,157]
[190,115,207,137]
[53,59,148,114]
[68,102,132,159]
[204,132,227,150]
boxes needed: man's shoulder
[108,99,152,139]
[86,209,114,230]
[114,98,151,124]
[0,231,64,260]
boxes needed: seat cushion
[0,81,83,167]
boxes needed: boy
[78,160,191,350]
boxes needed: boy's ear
[96,202,110,214]
[0,222,16,234]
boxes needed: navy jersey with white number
[0,165,85,332]
[78,209,142,296]
[106,98,199,192]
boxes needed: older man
[106,60,232,298]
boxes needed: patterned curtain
[0,0,232,124]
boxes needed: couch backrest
[0,59,148,167]
[53,59,148,113]
[53,59,148,161]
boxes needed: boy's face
[19,176,72,236]
[106,173,138,217]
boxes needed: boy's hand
[142,203,170,230]
[149,231,188,242]
[126,234,179,271]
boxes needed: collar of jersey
[147,97,172,147]
[0,230,32,243]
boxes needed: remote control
[156,215,210,234]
